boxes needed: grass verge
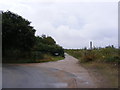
[80,62,118,88]
[35,54,64,63]
[65,48,119,88]
[3,54,64,63]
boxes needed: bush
[81,50,96,62]
[66,47,119,63]
[32,51,44,60]
[104,56,120,63]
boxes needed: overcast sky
[0,0,118,49]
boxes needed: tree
[41,34,56,45]
[34,35,64,57]
[2,11,65,63]
[2,11,36,55]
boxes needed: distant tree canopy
[2,11,64,59]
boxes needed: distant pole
[90,41,92,50]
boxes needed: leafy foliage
[34,36,64,57]
[2,11,64,63]
[2,11,36,52]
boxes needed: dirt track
[3,53,98,88]
[24,53,98,88]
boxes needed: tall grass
[65,47,120,63]
[65,47,119,87]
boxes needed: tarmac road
[3,64,77,88]
[2,53,97,88]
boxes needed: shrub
[80,50,96,62]
[104,56,120,63]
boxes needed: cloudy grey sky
[0,0,118,49]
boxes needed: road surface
[3,53,97,88]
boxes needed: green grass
[65,47,120,63]
[3,53,64,63]
[35,54,64,63]
[65,48,119,87]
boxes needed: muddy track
[3,53,98,88]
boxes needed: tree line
[2,11,64,63]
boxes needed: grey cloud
[0,1,118,48]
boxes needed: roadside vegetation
[2,11,64,63]
[65,46,119,87]
[65,46,119,63]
